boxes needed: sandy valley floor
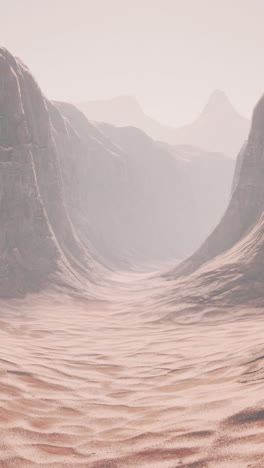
[0,292,264,467]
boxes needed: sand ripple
[0,296,264,467]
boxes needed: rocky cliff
[166,94,264,305]
[0,48,105,297]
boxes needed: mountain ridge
[77,91,250,157]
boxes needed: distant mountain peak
[77,90,250,157]
[201,89,239,119]
[209,89,230,102]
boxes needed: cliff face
[0,48,104,297]
[167,94,264,305]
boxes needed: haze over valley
[1,1,264,467]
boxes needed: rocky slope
[166,94,264,306]
[78,91,250,157]
[0,48,106,297]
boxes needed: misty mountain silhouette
[78,91,250,157]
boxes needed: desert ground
[0,274,264,468]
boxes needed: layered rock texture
[167,95,264,306]
[78,91,250,157]
[0,48,104,297]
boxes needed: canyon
[1,47,264,468]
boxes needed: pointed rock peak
[209,89,230,102]
[203,89,235,115]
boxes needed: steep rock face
[0,48,57,296]
[231,141,247,194]
[167,94,264,305]
[0,48,102,297]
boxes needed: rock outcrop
[0,48,104,297]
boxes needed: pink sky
[1,0,263,125]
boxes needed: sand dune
[0,291,264,467]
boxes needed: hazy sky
[1,0,264,125]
